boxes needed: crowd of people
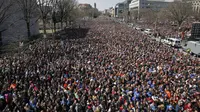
[0,17,199,112]
[137,20,192,39]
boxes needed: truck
[183,41,200,56]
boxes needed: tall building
[114,0,132,18]
[124,0,132,10]
[129,0,174,19]
[114,3,125,18]
[94,3,96,9]
[78,4,93,9]
[123,0,132,22]
[192,0,200,12]
[176,0,200,13]
[129,0,172,11]
[105,7,115,17]
[109,7,115,17]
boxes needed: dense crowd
[137,21,192,39]
[0,18,200,112]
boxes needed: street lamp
[138,0,140,20]
[43,34,47,39]
[18,34,23,63]
[43,34,47,50]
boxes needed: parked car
[140,28,145,31]
[144,29,153,35]
[127,23,134,28]
[134,26,142,30]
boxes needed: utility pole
[93,3,97,18]
[154,5,160,34]
[138,0,140,20]
[44,34,47,50]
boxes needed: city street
[0,0,200,111]
[0,17,199,111]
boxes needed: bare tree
[130,10,138,22]
[64,0,77,27]
[51,11,57,32]
[0,0,13,41]
[165,2,192,27]
[37,0,52,35]
[50,0,58,32]
[192,10,200,22]
[67,6,80,26]
[92,8,101,18]
[55,0,65,29]
[157,9,167,23]
[83,8,100,19]
[141,9,158,24]
[122,10,129,23]
[84,8,93,18]
[55,0,77,29]
[15,0,38,38]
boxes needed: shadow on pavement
[55,28,90,40]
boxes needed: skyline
[78,0,176,11]
[78,0,123,11]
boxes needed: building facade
[175,0,200,13]
[114,3,125,18]
[122,0,132,22]
[124,0,132,10]
[103,9,108,14]
[114,0,132,18]
[129,0,172,19]
[106,7,115,17]
[129,0,171,11]
[78,4,92,9]
[94,3,96,9]
[111,7,115,17]
[129,0,140,11]
[192,0,200,12]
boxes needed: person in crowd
[0,17,199,112]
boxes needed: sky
[78,0,175,11]
[78,0,123,11]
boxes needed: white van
[128,23,134,28]
[163,38,181,47]
[134,26,142,31]
[144,29,153,35]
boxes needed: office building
[129,0,174,20]
[109,7,115,17]
[114,0,132,18]
[192,0,200,12]
[114,3,125,18]
[124,0,132,10]
[129,0,173,11]
[94,3,96,9]
[78,4,93,9]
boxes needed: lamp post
[138,0,140,20]
[18,34,23,64]
[154,6,160,34]
[43,34,47,50]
